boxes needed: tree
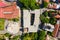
[44,17,49,23]
[38,30,46,40]
[4,33,11,37]
[12,18,19,22]
[29,33,38,40]
[29,0,39,10]
[22,33,38,40]
[43,11,48,17]
[40,15,49,23]
[40,15,45,21]
[22,33,30,40]
[19,0,29,9]
[40,11,57,25]
[49,17,57,25]
[19,0,39,10]
[43,1,48,8]
[48,12,53,17]
[34,33,38,40]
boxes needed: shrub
[43,1,48,8]
[4,33,11,37]
[12,18,19,22]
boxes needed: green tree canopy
[40,15,49,23]
[43,1,48,8]
[38,30,46,40]
[22,33,38,40]
[19,0,40,10]
[22,31,46,40]
[40,11,57,25]
[12,18,19,22]
[4,33,11,37]
[43,11,48,17]
[49,17,57,25]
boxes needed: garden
[40,10,57,36]
[40,10,57,25]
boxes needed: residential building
[52,20,60,38]
[48,3,60,9]
[0,1,20,19]
[55,14,60,18]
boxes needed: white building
[43,23,54,32]
[23,9,40,33]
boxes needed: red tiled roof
[44,0,50,3]
[48,3,57,9]
[0,2,19,19]
[0,2,7,7]
[59,28,60,30]
[52,24,59,37]
[55,15,60,18]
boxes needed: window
[3,12,12,14]
[30,14,35,25]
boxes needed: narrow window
[31,14,35,25]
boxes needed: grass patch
[0,19,5,30]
